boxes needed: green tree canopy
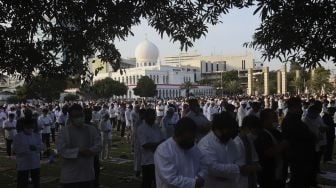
[133,76,156,98]
[91,77,127,99]
[307,67,333,93]
[247,0,336,68]
[63,94,79,102]
[16,74,67,102]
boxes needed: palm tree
[180,81,197,97]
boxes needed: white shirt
[154,138,207,188]
[13,132,42,171]
[3,119,17,140]
[109,107,116,118]
[198,132,243,188]
[0,111,7,126]
[56,124,102,183]
[125,109,132,127]
[99,119,112,140]
[156,105,165,117]
[38,114,53,134]
[137,122,163,165]
[237,107,247,127]
[207,106,218,121]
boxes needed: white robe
[154,138,207,188]
[237,107,246,127]
[198,132,244,188]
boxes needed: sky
[114,6,335,72]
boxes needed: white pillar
[277,71,282,94]
[263,67,269,96]
[247,68,253,95]
[281,64,287,94]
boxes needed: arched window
[126,76,128,84]
[122,77,124,83]
[166,75,169,83]
[163,76,165,84]
[149,62,151,66]
[157,75,159,83]
[133,76,136,84]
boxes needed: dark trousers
[5,138,13,156]
[142,164,155,188]
[17,168,40,188]
[325,137,334,161]
[289,161,314,188]
[42,133,50,156]
[117,120,121,131]
[61,181,94,188]
[120,121,126,137]
[110,117,116,128]
[94,155,100,188]
[51,128,56,143]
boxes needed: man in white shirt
[198,112,258,188]
[125,105,133,143]
[137,108,164,188]
[13,118,42,188]
[99,114,112,160]
[155,117,207,188]
[207,102,219,121]
[38,108,53,156]
[57,104,102,188]
[237,101,247,127]
[109,103,117,128]
[3,113,17,156]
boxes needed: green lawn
[2,135,336,187]
[0,135,140,188]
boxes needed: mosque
[92,39,214,99]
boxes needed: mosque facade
[92,39,214,99]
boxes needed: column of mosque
[281,64,287,94]
[263,67,270,96]
[295,70,300,94]
[277,71,282,94]
[247,68,253,95]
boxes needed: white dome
[135,39,159,61]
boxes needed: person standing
[38,108,53,156]
[255,109,288,188]
[57,104,102,188]
[156,101,165,123]
[3,113,17,156]
[198,112,257,188]
[323,107,336,162]
[99,114,112,161]
[281,97,315,188]
[13,118,42,188]
[137,109,164,188]
[154,117,207,188]
[237,101,247,127]
[109,103,117,128]
[160,107,178,140]
[125,105,133,144]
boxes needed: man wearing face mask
[13,118,42,188]
[57,104,102,188]
[281,97,315,188]
[254,109,288,188]
[137,109,164,188]
[154,117,207,188]
[198,112,256,188]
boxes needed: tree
[307,67,333,93]
[214,70,243,95]
[180,81,197,98]
[91,77,127,99]
[246,1,336,68]
[6,96,20,104]
[15,75,67,102]
[0,0,252,81]
[63,94,79,102]
[133,76,156,98]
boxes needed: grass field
[1,134,336,188]
[0,135,140,188]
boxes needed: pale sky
[114,7,335,72]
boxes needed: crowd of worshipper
[1,94,336,188]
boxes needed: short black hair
[212,111,237,130]
[68,103,83,116]
[174,117,197,137]
[286,97,302,109]
[242,115,262,130]
[260,109,276,123]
